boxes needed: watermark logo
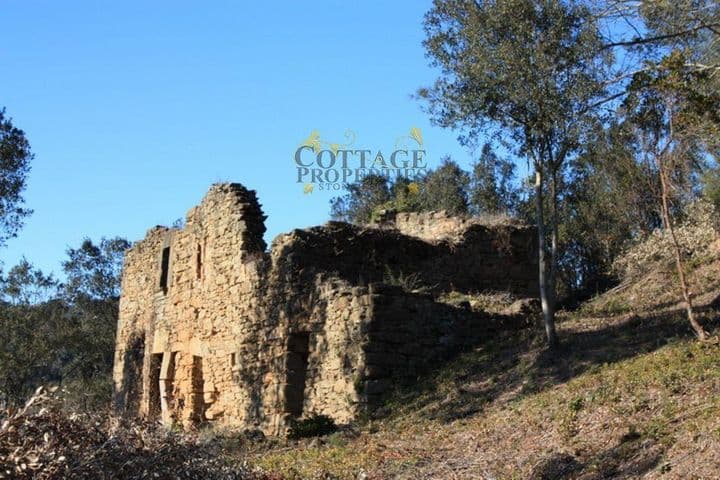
[295,128,427,193]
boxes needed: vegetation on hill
[250,239,720,479]
[2,233,718,478]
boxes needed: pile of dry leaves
[0,387,266,479]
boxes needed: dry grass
[437,291,519,314]
[581,238,720,318]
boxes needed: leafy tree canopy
[0,108,33,247]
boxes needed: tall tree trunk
[549,169,559,319]
[535,166,559,349]
[658,160,708,340]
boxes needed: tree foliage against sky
[470,143,519,216]
[420,157,470,215]
[329,154,510,225]
[418,0,613,348]
[330,0,720,346]
[0,237,128,408]
[330,174,392,224]
[0,108,32,248]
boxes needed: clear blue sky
[1,1,483,276]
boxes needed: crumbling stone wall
[113,184,268,429]
[113,183,538,435]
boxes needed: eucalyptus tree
[419,0,611,348]
[330,174,392,224]
[618,51,720,340]
[469,143,520,216]
[596,0,719,339]
[421,157,470,215]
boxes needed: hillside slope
[252,241,720,479]
[4,240,717,479]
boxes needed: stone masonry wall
[113,183,539,435]
[114,184,268,428]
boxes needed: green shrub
[287,414,337,439]
[59,376,113,413]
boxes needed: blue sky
[1,1,484,276]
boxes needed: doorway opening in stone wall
[159,352,177,424]
[190,355,207,423]
[148,353,163,419]
[285,332,310,417]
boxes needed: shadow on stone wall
[113,333,145,417]
[270,221,538,298]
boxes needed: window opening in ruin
[196,244,202,280]
[159,247,171,292]
[230,352,236,366]
[285,332,310,417]
[159,352,177,424]
[190,355,206,423]
[149,353,163,419]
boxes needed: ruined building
[113,183,538,435]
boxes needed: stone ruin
[112,183,538,435]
